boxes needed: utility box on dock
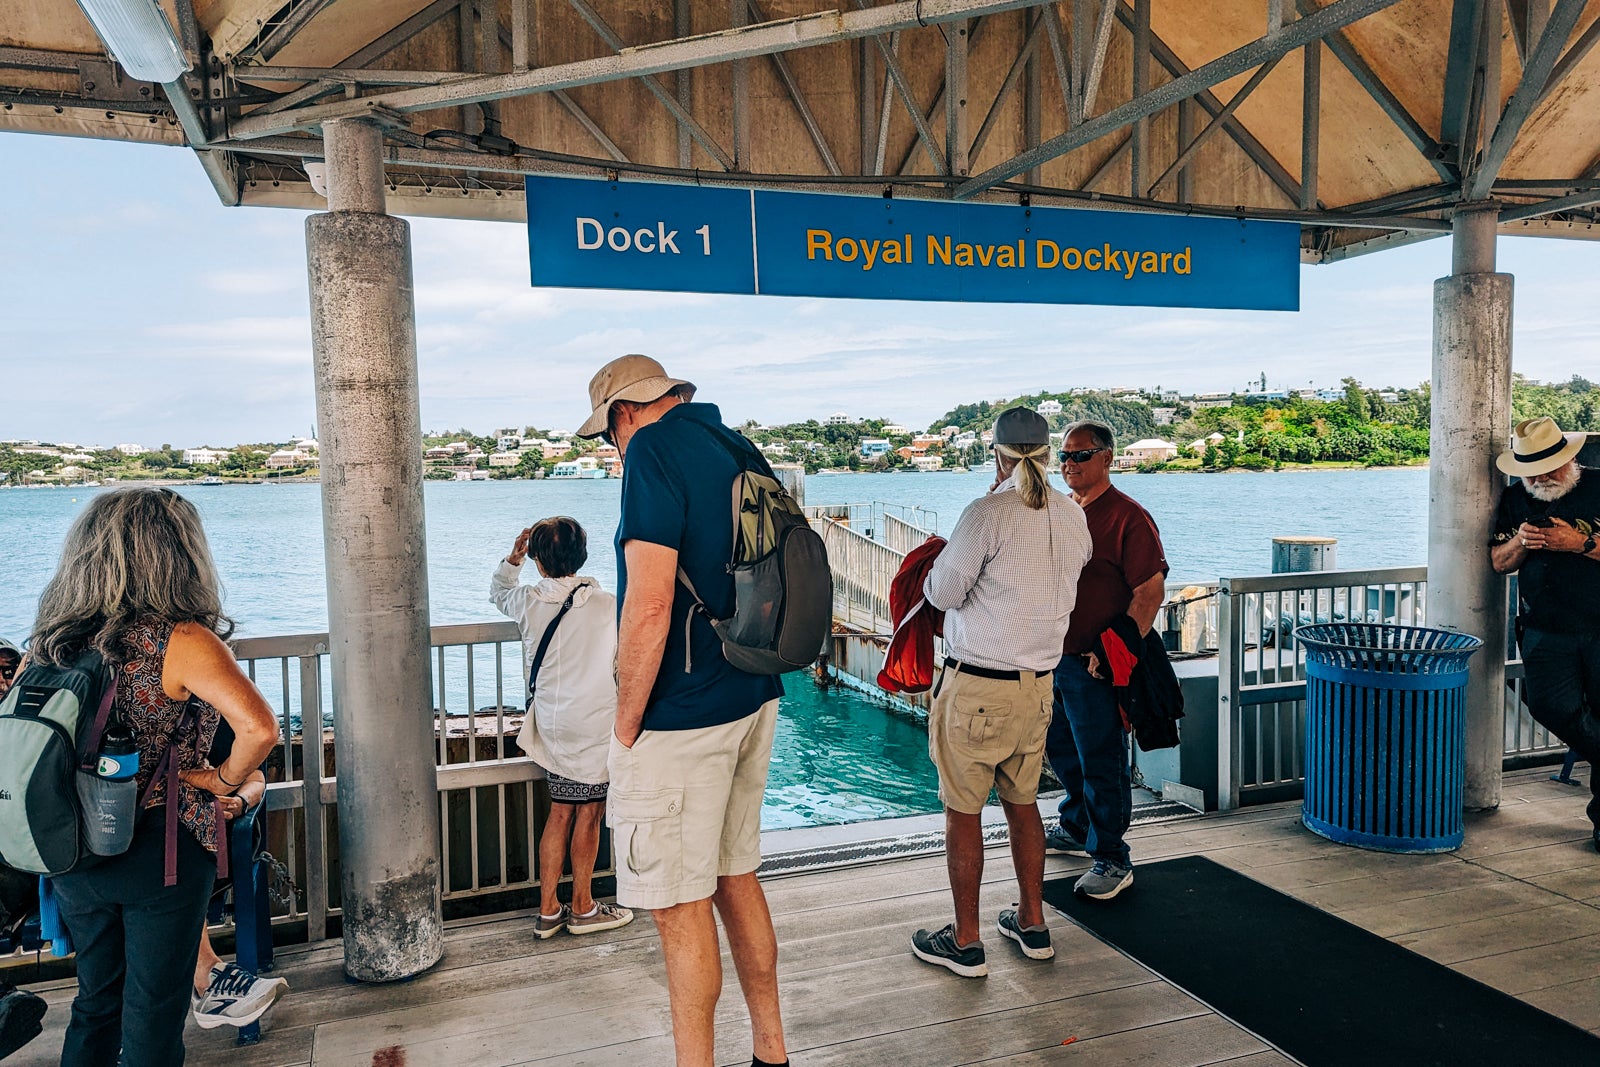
[1271,536,1336,574]
[772,463,805,507]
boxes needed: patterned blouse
[117,620,222,852]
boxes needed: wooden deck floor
[12,765,1600,1066]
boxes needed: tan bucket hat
[1496,417,1585,477]
[577,354,695,439]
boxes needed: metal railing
[1217,566,1562,809]
[234,620,588,942]
[882,512,935,555]
[811,517,905,634]
[801,501,938,542]
[804,504,937,636]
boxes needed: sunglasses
[1059,447,1108,464]
[0,664,16,681]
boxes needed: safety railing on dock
[1217,567,1560,809]
[805,503,938,635]
[234,621,589,942]
[811,518,905,634]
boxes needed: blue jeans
[1046,654,1132,867]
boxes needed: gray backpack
[677,425,833,675]
[0,649,117,876]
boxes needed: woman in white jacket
[492,516,633,937]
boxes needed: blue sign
[526,178,756,294]
[527,176,1299,311]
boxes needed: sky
[3,133,1598,447]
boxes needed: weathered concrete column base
[1429,269,1512,813]
[307,206,444,982]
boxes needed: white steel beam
[955,0,1399,198]
[1145,57,1281,196]
[230,0,1052,141]
[1466,0,1588,198]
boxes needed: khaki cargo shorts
[928,667,1054,814]
[606,699,779,911]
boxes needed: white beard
[1525,463,1581,502]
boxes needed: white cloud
[5,138,1599,443]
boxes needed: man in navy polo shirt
[577,354,788,1067]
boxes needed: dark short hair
[529,516,587,578]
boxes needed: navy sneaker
[996,909,1054,960]
[911,924,987,978]
[1045,825,1089,857]
[1074,860,1134,901]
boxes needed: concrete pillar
[1430,204,1512,812]
[306,117,444,981]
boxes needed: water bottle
[78,726,138,856]
[95,726,139,781]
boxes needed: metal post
[306,116,444,981]
[858,38,877,173]
[731,0,750,170]
[1176,97,1193,202]
[1301,39,1320,210]
[1024,10,1041,186]
[1130,0,1149,196]
[676,0,693,168]
[512,0,531,71]
[1430,203,1511,813]
[945,19,970,178]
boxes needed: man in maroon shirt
[1045,421,1169,900]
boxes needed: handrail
[1221,565,1429,595]
[235,618,593,943]
[1216,564,1559,811]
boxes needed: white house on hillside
[1036,399,1063,416]
[1121,439,1179,467]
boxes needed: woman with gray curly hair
[29,488,278,1067]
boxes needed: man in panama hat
[578,354,789,1067]
[1490,417,1600,849]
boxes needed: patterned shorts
[546,772,608,804]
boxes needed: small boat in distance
[198,475,224,486]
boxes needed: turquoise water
[0,468,1428,828]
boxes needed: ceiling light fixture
[74,0,189,84]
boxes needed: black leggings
[53,808,216,1067]
[1520,627,1600,829]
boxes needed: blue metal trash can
[1294,623,1483,854]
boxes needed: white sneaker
[191,962,288,1030]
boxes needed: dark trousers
[53,809,216,1067]
[1046,654,1133,867]
[1520,627,1600,829]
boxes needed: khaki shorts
[606,699,779,911]
[928,667,1054,814]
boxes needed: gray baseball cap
[0,638,20,657]
[993,407,1050,448]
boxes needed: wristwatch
[1584,534,1597,555]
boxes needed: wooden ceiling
[3,0,1598,258]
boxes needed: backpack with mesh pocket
[675,424,832,675]
[0,649,117,876]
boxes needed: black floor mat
[1043,854,1600,1066]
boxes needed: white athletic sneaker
[191,962,288,1030]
